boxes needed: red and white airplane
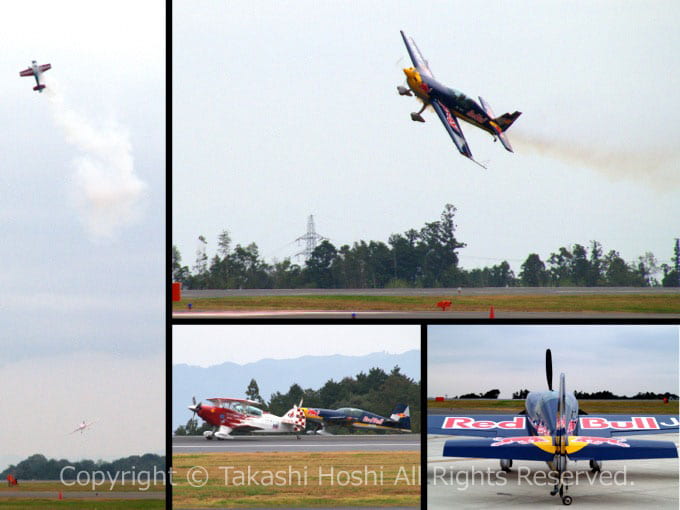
[69,420,95,435]
[19,60,51,93]
[188,397,306,440]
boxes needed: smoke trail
[511,130,680,191]
[43,76,146,240]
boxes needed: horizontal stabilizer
[568,437,679,461]
[33,85,45,92]
[443,437,554,461]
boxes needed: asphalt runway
[174,310,678,319]
[173,433,420,453]
[427,433,679,509]
[182,287,680,298]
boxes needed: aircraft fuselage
[403,67,502,138]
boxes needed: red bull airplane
[301,403,411,434]
[19,60,51,93]
[428,349,678,505]
[188,397,306,440]
[398,31,521,168]
[69,420,95,435]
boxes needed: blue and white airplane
[398,31,521,169]
[428,349,678,505]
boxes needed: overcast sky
[0,1,164,471]
[428,325,679,398]
[173,1,679,276]
[173,324,420,366]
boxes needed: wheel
[562,495,572,505]
[589,459,601,472]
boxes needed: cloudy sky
[173,1,679,276]
[173,324,420,366]
[0,1,164,471]
[428,325,679,398]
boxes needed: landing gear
[410,103,427,122]
[500,459,513,472]
[562,495,573,505]
[589,459,601,472]
[397,85,412,96]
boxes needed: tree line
[0,453,165,480]
[173,204,679,289]
[175,365,421,435]
[510,389,678,399]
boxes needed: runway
[173,310,679,319]
[182,287,680,298]
[173,433,420,453]
[427,433,679,509]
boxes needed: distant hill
[173,350,420,430]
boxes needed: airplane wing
[207,398,262,407]
[38,64,51,72]
[400,30,434,78]
[577,415,679,437]
[441,435,678,461]
[431,100,486,167]
[19,68,33,77]
[428,414,529,437]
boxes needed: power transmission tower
[294,215,327,262]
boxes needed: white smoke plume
[511,129,680,192]
[43,76,146,241]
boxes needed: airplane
[188,397,306,440]
[69,420,95,435]
[19,60,51,93]
[428,349,678,505]
[398,31,521,169]
[301,403,411,434]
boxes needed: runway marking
[174,443,420,449]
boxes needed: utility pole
[294,215,327,262]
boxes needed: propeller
[546,349,553,391]
[189,396,202,417]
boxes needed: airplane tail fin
[477,96,520,152]
[556,373,568,449]
[495,111,521,132]
[390,403,411,431]
[282,402,307,432]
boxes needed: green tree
[519,253,548,286]
[305,240,338,287]
[246,378,265,406]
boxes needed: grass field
[173,451,420,508]
[427,399,679,414]
[0,501,164,509]
[0,481,165,493]
[172,294,680,314]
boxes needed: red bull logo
[442,416,526,430]
[491,436,547,447]
[573,436,630,448]
[362,416,385,425]
[306,409,320,417]
[580,417,659,430]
